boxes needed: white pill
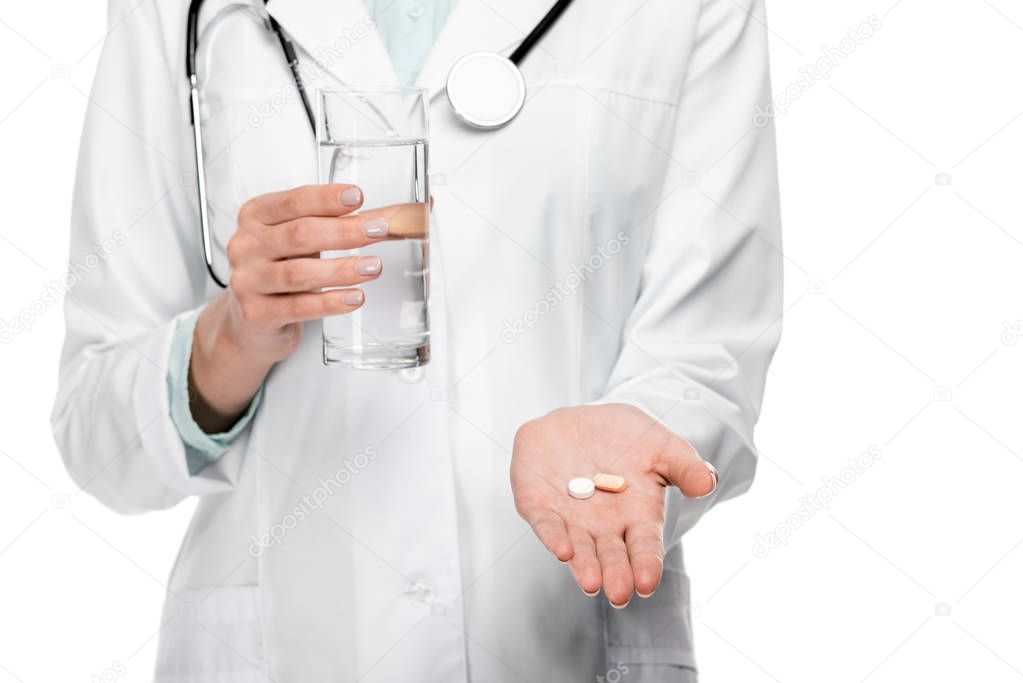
[568,477,595,500]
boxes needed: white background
[2,1,1022,681]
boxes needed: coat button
[405,579,436,606]
[406,3,424,20]
[397,366,426,383]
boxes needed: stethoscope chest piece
[445,51,526,130]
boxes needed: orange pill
[593,473,627,493]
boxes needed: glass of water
[316,88,430,369]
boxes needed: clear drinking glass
[317,88,430,369]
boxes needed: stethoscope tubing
[509,0,574,65]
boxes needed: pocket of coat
[604,569,696,669]
[154,584,268,682]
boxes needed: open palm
[511,403,716,607]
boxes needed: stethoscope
[186,0,575,287]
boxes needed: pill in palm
[593,473,627,493]
[568,477,595,500]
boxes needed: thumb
[654,437,718,499]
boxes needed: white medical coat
[52,0,782,680]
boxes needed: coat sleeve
[592,0,783,546]
[51,0,246,513]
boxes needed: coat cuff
[167,309,264,475]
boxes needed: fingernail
[636,590,654,599]
[362,216,389,237]
[340,187,362,207]
[343,290,364,306]
[694,462,719,499]
[583,588,600,597]
[610,599,630,610]
[357,256,382,276]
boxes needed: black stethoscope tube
[267,13,316,130]
[509,0,574,65]
[185,0,201,83]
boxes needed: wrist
[189,299,275,432]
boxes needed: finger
[595,534,634,608]
[246,184,363,225]
[364,202,428,238]
[625,523,664,598]
[263,215,393,257]
[266,289,366,325]
[245,256,382,294]
[567,526,602,596]
[526,510,573,563]
[653,437,718,499]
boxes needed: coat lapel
[265,0,399,87]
